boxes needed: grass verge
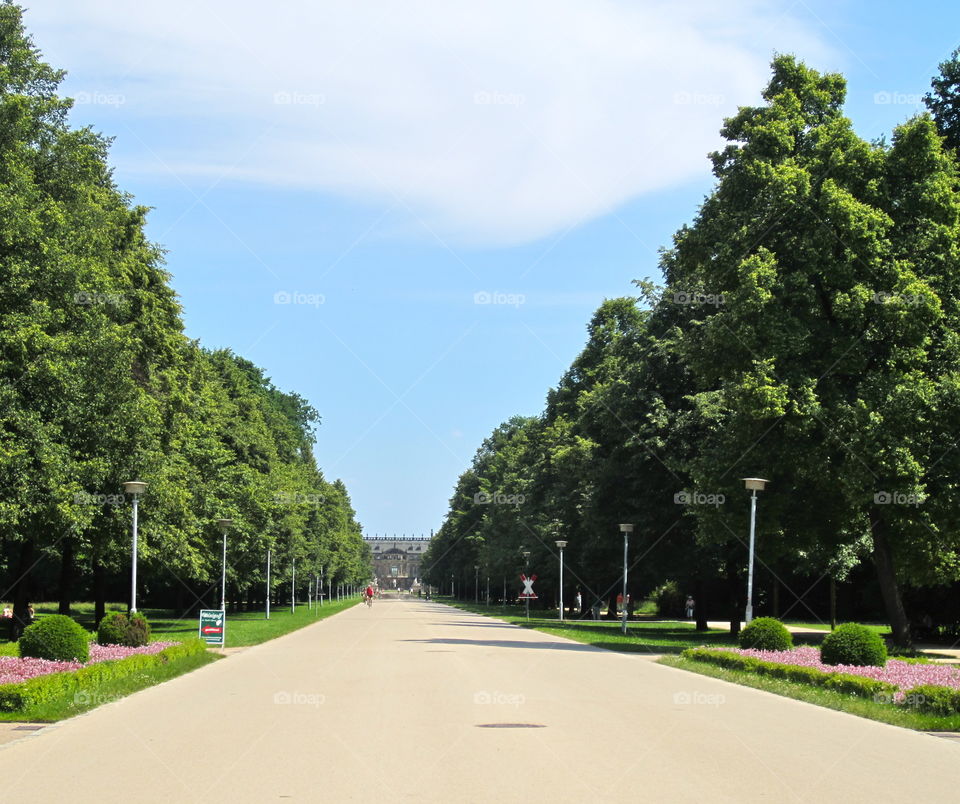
[658,654,960,732]
[440,598,736,654]
[147,597,361,647]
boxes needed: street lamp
[474,565,479,604]
[555,540,568,622]
[619,524,633,634]
[521,549,531,620]
[122,480,148,613]
[217,518,232,614]
[742,478,770,624]
[266,547,271,620]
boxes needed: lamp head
[619,523,634,533]
[742,477,770,492]
[123,480,147,497]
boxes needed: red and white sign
[519,573,538,599]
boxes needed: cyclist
[365,585,375,606]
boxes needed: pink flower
[0,642,179,686]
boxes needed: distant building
[364,535,431,591]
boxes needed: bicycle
[365,594,373,607]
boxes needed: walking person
[685,595,695,620]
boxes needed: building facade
[364,535,430,591]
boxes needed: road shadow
[401,637,603,652]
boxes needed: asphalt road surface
[1,597,957,802]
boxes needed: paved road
[1,599,958,803]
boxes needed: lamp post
[217,519,232,614]
[521,549,531,620]
[474,565,479,604]
[742,478,770,624]
[266,547,271,620]
[122,481,148,613]
[291,558,296,614]
[619,524,633,635]
[555,540,567,622]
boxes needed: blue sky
[28,1,960,535]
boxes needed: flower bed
[729,646,960,694]
[0,642,177,685]
[0,639,207,712]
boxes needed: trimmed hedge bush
[899,684,960,716]
[680,647,897,700]
[0,639,208,712]
[820,623,887,667]
[738,617,793,651]
[18,615,90,662]
[97,611,151,647]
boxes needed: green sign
[199,609,225,645]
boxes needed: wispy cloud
[31,0,832,245]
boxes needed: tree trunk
[727,561,741,638]
[10,538,36,640]
[829,577,837,631]
[93,555,107,627]
[606,590,619,621]
[871,519,911,648]
[58,537,74,615]
[694,576,708,631]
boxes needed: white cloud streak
[29,0,833,244]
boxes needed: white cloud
[27,0,833,244]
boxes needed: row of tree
[424,52,960,647]
[0,4,369,635]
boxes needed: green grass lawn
[658,654,960,732]
[147,597,361,647]
[0,597,361,650]
[441,598,736,654]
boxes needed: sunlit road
[1,598,957,802]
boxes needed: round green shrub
[97,612,129,646]
[126,612,151,647]
[820,623,887,667]
[18,614,90,662]
[97,611,151,647]
[738,617,793,651]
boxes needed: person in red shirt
[365,585,375,606]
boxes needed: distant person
[685,595,695,619]
[365,585,375,607]
[575,591,582,614]
[1,605,11,619]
